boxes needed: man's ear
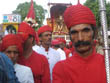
[38,36,42,42]
[91,25,98,39]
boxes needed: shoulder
[50,48,60,55]
[15,64,32,72]
[53,61,64,74]
[32,51,49,63]
[0,52,13,66]
[53,57,71,70]
[54,55,76,69]
[52,60,67,80]
[95,53,105,61]
[0,52,10,61]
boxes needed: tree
[106,2,110,29]
[84,0,110,27]
[12,1,47,30]
[84,0,100,27]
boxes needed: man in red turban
[35,25,60,81]
[17,22,50,83]
[1,34,23,62]
[1,34,34,83]
[52,3,106,83]
[37,25,52,36]
[51,39,66,61]
[56,37,72,58]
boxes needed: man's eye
[44,34,51,37]
[6,51,19,54]
[70,31,77,34]
[82,28,91,32]
[6,51,11,54]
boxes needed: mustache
[75,41,91,47]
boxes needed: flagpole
[98,0,110,82]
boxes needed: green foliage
[106,2,110,28]
[84,0,110,27]
[12,1,47,30]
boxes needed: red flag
[26,0,35,19]
[24,0,38,27]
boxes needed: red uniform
[52,49,106,83]
[18,51,50,83]
[64,47,71,58]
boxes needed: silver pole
[98,0,110,83]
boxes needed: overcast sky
[0,0,109,23]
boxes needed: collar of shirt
[73,47,96,62]
[40,45,51,52]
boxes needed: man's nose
[9,52,15,58]
[78,32,83,41]
[48,34,52,39]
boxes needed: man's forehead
[42,31,52,35]
[5,45,18,50]
[70,24,92,31]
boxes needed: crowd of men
[0,2,107,83]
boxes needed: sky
[0,0,109,24]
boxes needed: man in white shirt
[14,63,34,83]
[1,34,34,83]
[35,25,60,80]
[51,39,66,60]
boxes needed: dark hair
[91,25,97,39]
[54,45,60,48]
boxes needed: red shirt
[18,51,50,83]
[52,49,106,83]
[64,47,71,58]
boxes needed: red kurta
[18,51,50,83]
[63,47,71,58]
[52,49,106,83]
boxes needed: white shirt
[35,46,60,80]
[32,44,40,51]
[57,48,66,60]
[14,63,34,83]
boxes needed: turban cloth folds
[18,22,36,41]
[1,34,23,56]
[64,4,96,29]
[37,25,52,36]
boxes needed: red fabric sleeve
[52,61,65,83]
[41,55,51,83]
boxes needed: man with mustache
[35,25,60,81]
[52,2,106,83]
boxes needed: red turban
[18,22,36,41]
[56,38,66,44]
[51,39,61,46]
[37,25,52,36]
[1,34,23,56]
[64,4,96,29]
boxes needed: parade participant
[18,22,50,83]
[36,25,60,80]
[52,2,106,83]
[51,39,66,60]
[56,37,72,58]
[0,52,20,83]
[1,34,34,83]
